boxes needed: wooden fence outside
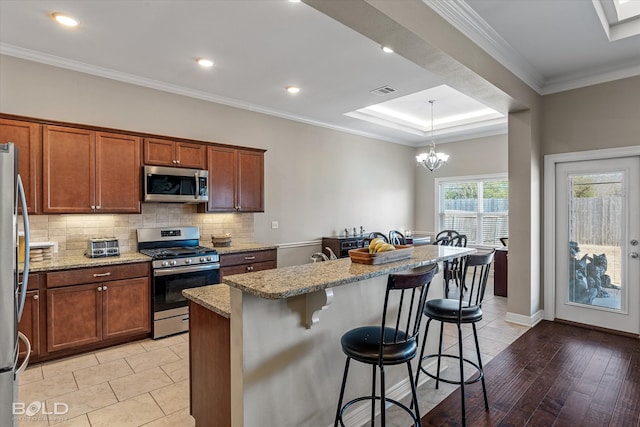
[571,197,622,246]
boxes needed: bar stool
[415,250,495,427]
[334,264,438,427]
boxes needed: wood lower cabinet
[494,248,508,297]
[143,138,206,169]
[219,248,277,280]
[0,118,41,214]
[201,146,265,212]
[42,125,141,214]
[46,263,151,353]
[18,273,42,359]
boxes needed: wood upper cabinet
[0,118,40,214]
[202,146,264,212]
[143,137,206,169]
[46,263,151,353]
[42,125,141,213]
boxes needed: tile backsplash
[22,204,254,258]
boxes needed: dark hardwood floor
[421,321,640,427]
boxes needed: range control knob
[206,256,212,262]
[200,257,205,262]
[170,260,177,266]
[185,258,192,264]
[161,261,169,267]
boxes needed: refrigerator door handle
[16,175,29,321]
[15,332,31,376]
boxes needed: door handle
[631,240,638,246]
[631,252,639,259]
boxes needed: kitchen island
[183,244,474,427]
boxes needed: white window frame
[435,173,508,248]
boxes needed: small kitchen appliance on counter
[85,237,120,258]
[138,226,220,339]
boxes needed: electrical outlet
[271,221,279,229]
[53,242,59,253]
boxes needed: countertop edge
[183,284,231,318]
[222,247,475,300]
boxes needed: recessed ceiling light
[381,46,394,53]
[51,12,79,27]
[196,58,214,68]
[288,0,302,3]
[286,86,300,94]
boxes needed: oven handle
[154,263,220,277]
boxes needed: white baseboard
[505,309,544,327]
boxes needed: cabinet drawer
[221,260,277,276]
[47,262,150,288]
[219,249,277,267]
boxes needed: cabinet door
[206,146,238,211]
[43,126,95,213]
[176,141,206,169]
[102,277,151,340]
[0,119,40,214]
[18,290,40,358]
[47,284,102,352]
[96,132,141,213]
[144,138,176,167]
[237,150,264,212]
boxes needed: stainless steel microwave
[143,165,208,203]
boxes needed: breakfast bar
[183,244,474,427]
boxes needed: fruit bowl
[348,244,414,265]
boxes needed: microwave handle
[194,171,200,200]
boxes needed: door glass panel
[568,172,623,310]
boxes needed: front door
[555,156,640,334]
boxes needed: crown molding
[424,0,545,93]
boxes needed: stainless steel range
[138,226,220,339]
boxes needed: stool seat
[341,326,416,365]
[423,299,482,323]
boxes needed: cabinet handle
[103,285,108,291]
[96,206,101,210]
[97,286,103,292]
[176,160,180,164]
[246,266,254,272]
[33,294,39,300]
[172,160,177,164]
[93,272,112,277]
[244,256,256,260]
[91,205,95,209]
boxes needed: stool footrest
[419,353,484,386]
[337,395,420,427]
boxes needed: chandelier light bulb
[416,99,449,171]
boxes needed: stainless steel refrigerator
[0,143,31,426]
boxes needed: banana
[378,243,396,252]
[368,239,397,253]
[369,238,383,253]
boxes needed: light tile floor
[17,333,194,427]
[16,281,526,427]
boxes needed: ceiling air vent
[370,85,396,96]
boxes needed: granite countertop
[183,284,231,318]
[25,252,152,273]
[203,242,278,255]
[221,245,475,300]
[24,242,276,273]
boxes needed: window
[437,175,508,246]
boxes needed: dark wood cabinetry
[43,125,141,214]
[494,248,508,297]
[219,249,277,280]
[18,274,42,359]
[143,137,206,169]
[322,236,369,259]
[46,263,150,353]
[0,118,40,214]
[202,146,264,212]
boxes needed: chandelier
[416,100,449,171]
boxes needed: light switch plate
[271,221,279,229]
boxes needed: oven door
[153,263,220,313]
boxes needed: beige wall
[1,55,415,266]
[541,76,640,155]
[414,134,508,233]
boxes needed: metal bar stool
[415,250,495,427]
[334,264,438,426]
